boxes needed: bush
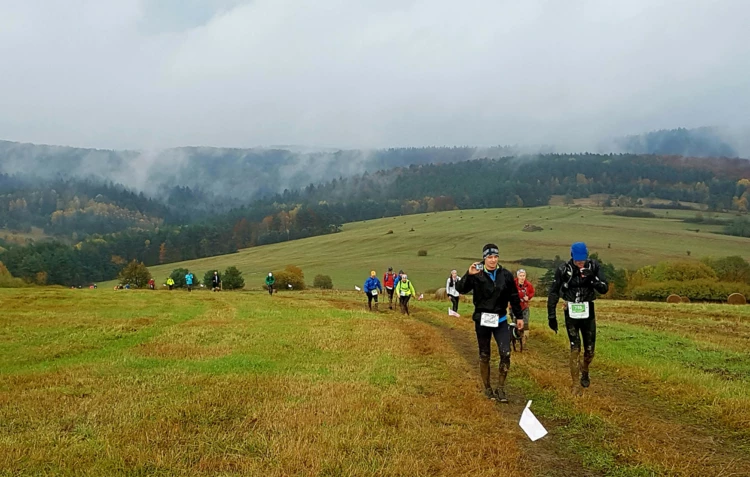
[222,266,245,290]
[203,270,220,288]
[651,261,717,282]
[631,279,750,302]
[119,260,152,288]
[683,214,731,225]
[417,249,428,257]
[606,209,657,218]
[313,274,333,289]
[273,271,305,291]
[284,265,304,282]
[170,268,189,288]
[703,256,750,284]
[0,261,27,288]
[724,217,750,238]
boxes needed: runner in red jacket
[514,269,535,350]
[383,267,397,309]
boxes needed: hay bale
[666,294,682,303]
[680,296,691,303]
[522,224,544,232]
[434,288,448,300]
[728,293,747,305]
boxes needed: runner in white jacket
[446,270,461,313]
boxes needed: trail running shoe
[494,387,509,403]
[484,388,496,400]
[580,372,590,388]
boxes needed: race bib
[480,313,500,328]
[371,290,378,296]
[400,290,407,296]
[568,302,590,319]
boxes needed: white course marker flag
[354,286,361,291]
[519,400,548,441]
[448,309,461,317]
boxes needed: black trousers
[386,287,394,303]
[475,319,511,365]
[367,292,379,308]
[399,295,411,314]
[450,295,459,312]
[564,314,596,354]
[565,309,597,373]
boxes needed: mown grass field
[2,288,749,476]
[103,206,750,292]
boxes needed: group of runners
[150,271,224,291]
[363,241,608,402]
[363,268,417,315]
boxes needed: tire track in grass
[524,324,750,476]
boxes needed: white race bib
[371,290,378,296]
[480,313,500,328]
[400,291,407,296]
[568,302,590,319]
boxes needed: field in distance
[1,288,749,476]
[105,206,750,292]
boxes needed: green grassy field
[2,288,749,476]
[104,206,750,292]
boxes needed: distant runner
[185,272,194,292]
[265,272,275,295]
[455,243,523,403]
[364,271,384,311]
[167,277,175,290]
[394,269,404,289]
[394,272,416,315]
[547,242,609,394]
[446,269,461,313]
[383,267,397,309]
[148,278,155,290]
[513,269,535,351]
[211,271,221,292]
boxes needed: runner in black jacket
[547,242,609,394]
[456,243,523,403]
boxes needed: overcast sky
[0,0,748,151]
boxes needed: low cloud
[0,1,748,151]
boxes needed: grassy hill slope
[107,206,750,291]
[2,288,749,475]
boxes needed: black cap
[388,267,393,271]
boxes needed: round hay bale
[680,296,691,303]
[434,287,448,300]
[728,293,747,305]
[666,294,682,304]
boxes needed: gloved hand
[581,268,595,279]
[548,315,558,334]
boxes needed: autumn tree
[118,260,151,288]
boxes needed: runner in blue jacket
[363,271,383,311]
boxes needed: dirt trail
[325,297,750,475]
[409,309,602,477]
[325,298,598,477]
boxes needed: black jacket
[212,275,221,286]
[456,266,523,322]
[547,259,609,319]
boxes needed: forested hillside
[1,151,749,286]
